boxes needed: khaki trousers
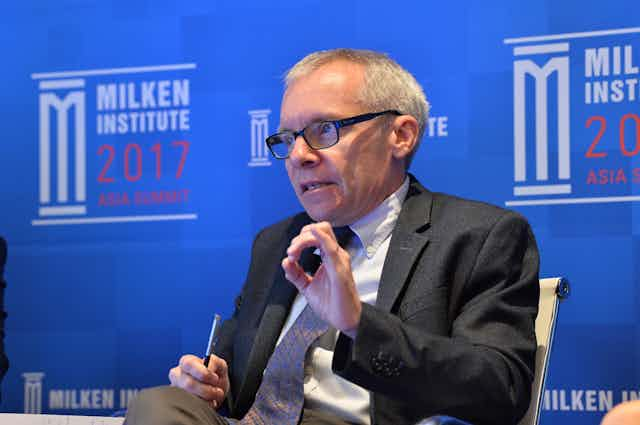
[124,386,352,425]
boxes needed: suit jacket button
[369,354,384,374]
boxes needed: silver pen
[203,314,222,367]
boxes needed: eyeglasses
[265,110,401,159]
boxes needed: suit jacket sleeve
[332,210,540,425]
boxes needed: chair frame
[518,277,569,425]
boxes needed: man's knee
[126,385,222,425]
[129,386,176,411]
[126,386,195,425]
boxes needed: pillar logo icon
[23,372,45,414]
[512,44,571,198]
[504,27,640,207]
[248,109,272,167]
[37,80,88,219]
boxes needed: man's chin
[303,206,340,225]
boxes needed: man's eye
[318,122,333,134]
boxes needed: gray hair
[284,48,430,169]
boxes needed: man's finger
[208,355,229,378]
[287,222,338,260]
[282,257,312,291]
[179,355,216,385]
[286,232,321,260]
[309,226,342,266]
[206,355,229,389]
[169,366,218,401]
[168,366,180,385]
[182,375,219,401]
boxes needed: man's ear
[390,115,419,161]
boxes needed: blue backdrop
[1,1,639,424]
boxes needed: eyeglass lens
[269,121,338,158]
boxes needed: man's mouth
[301,181,333,193]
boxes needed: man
[125,49,539,425]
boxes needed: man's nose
[288,136,319,168]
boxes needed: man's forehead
[288,60,364,90]
[279,62,365,130]
[278,111,345,131]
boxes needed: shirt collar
[349,177,409,259]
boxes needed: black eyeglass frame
[265,109,402,160]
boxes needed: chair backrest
[517,277,569,425]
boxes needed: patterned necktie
[238,304,328,425]
[231,226,354,425]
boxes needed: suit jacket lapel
[376,176,433,312]
[234,214,314,414]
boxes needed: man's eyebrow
[279,114,344,132]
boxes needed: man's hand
[169,354,229,409]
[281,222,361,338]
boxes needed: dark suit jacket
[216,177,539,425]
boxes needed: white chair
[418,277,570,425]
[517,277,569,425]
